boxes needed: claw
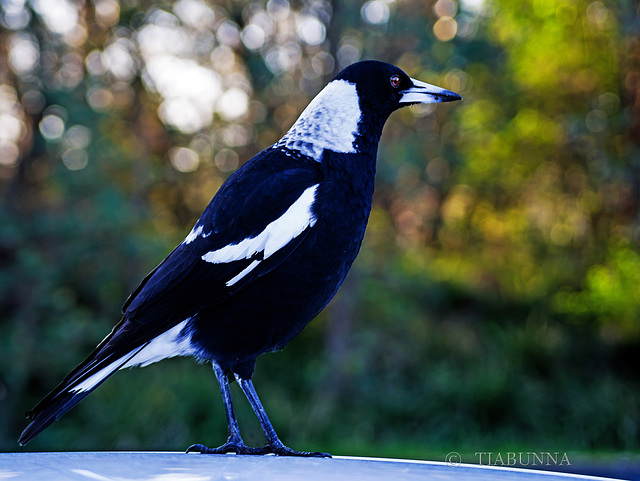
[186,441,269,455]
[186,443,212,454]
[265,439,330,457]
[186,440,330,457]
[269,445,331,458]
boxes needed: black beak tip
[442,90,463,102]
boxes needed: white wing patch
[69,318,196,393]
[121,318,195,368]
[276,80,361,160]
[225,259,261,287]
[202,184,319,286]
[69,357,124,393]
[184,224,204,244]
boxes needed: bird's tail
[18,321,143,446]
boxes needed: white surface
[0,452,626,481]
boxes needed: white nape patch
[202,184,319,286]
[184,224,204,244]
[276,80,361,160]
[69,319,195,394]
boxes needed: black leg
[236,375,331,458]
[187,363,268,455]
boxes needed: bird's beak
[400,78,462,105]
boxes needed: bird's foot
[186,438,330,457]
[263,441,331,458]
[186,438,269,455]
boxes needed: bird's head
[277,60,461,160]
[334,60,462,116]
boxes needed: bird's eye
[390,75,401,88]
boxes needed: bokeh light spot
[87,87,114,112]
[66,125,92,149]
[95,0,120,27]
[62,148,88,170]
[215,148,239,172]
[586,1,608,26]
[586,110,607,133]
[0,141,20,166]
[217,89,249,121]
[242,24,267,50]
[169,147,200,172]
[217,20,241,47]
[433,16,458,41]
[39,114,65,141]
[296,15,326,46]
[361,0,390,25]
[8,33,39,75]
[31,0,78,34]
[434,0,458,18]
[1,0,31,30]
[173,0,216,29]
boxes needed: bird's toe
[186,443,217,454]
[267,442,331,458]
[186,440,270,455]
[186,441,330,457]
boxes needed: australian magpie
[19,60,461,456]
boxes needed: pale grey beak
[400,78,462,105]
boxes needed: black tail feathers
[19,389,94,445]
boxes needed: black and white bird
[19,61,461,456]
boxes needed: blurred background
[1,0,639,476]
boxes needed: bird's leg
[187,363,267,455]
[236,375,331,458]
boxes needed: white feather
[121,318,195,368]
[69,319,196,393]
[68,358,124,393]
[276,80,361,160]
[201,184,319,283]
[184,224,204,244]
[226,260,261,287]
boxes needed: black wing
[122,149,321,327]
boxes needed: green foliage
[1,0,639,461]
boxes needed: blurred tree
[1,0,638,460]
